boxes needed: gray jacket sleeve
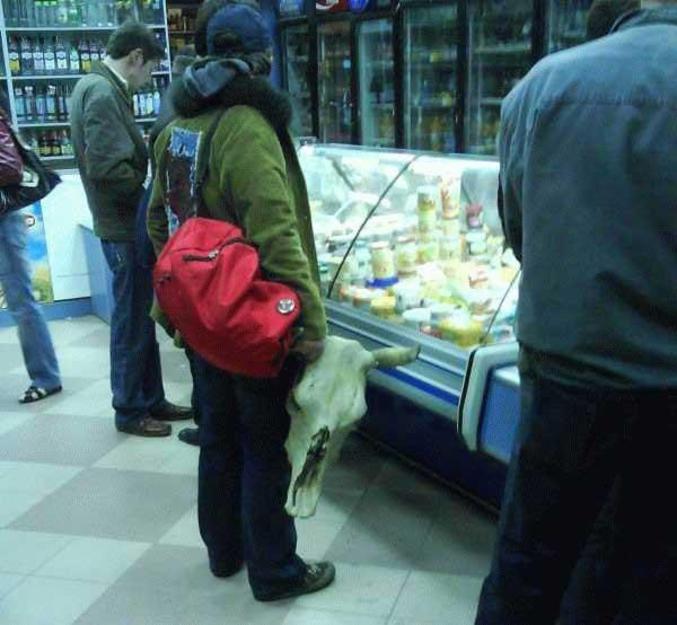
[82,91,146,198]
[498,91,528,262]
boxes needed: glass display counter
[298,143,519,422]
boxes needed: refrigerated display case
[356,18,394,147]
[401,2,459,153]
[298,143,520,433]
[281,24,313,136]
[317,20,352,143]
[547,0,593,52]
[466,0,533,155]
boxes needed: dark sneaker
[253,561,336,602]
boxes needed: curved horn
[370,345,421,369]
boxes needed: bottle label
[57,52,68,71]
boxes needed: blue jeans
[101,239,165,428]
[192,354,306,595]
[475,373,677,625]
[0,212,60,390]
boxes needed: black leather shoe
[150,400,193,422]
[253,561,336,602]
[178,427,200,446]
[116,416,171,438]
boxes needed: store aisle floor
[0,315,497,625]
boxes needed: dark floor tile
[11,468,196,542]
[75,545,291,625]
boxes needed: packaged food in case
[394,235,418,276]
[438,314,484,348]
[393,280,421,313]
[418,233,440,263]
[402,307,432,330]
[417,188,438,234]
[370,241,396,280]
[370,295,397,320]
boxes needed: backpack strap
[192,109,228,219]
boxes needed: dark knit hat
[206,3,272,56]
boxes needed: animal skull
[285,336,420,517]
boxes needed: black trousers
[475,373,677,625]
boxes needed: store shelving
[0,0,171,167]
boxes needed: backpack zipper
[181,237,248,263]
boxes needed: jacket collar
[612,6,677,33]
[90,61,132,108]
[170,63,293,133]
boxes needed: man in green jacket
[148,0,334,602]
[70,22,192,437]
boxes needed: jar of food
[466,230,488,257]
[417,190,438,234]
[395,236,418,276]
[441,210,460,237]
[418,233,440,263]
[439,235,461,260]
[370,241,396,280]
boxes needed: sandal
[19,385,62,404]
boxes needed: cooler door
[281,24,313,136]
[466,0,533,155]
[318,21,353,143]
[402,3,459,153]
[357,18,395,148]
[547,0,593,52]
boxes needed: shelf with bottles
[7,34,108,77]
[14,81,73,125]
[132,75,168,120]
[167,5,197,35]
[3,0,141,29]
[21,126,74,159]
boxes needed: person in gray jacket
[70,22,192,437]
[475,2,677,624]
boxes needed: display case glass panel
[282,24,313,137]
[402,4,458,153]
[547,0,593,52]
[357,18,394,148]
[299,144,519,351]
[318,21,352,143]
[466,0,533,155]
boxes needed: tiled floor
[0,316,497,625]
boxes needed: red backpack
[152,112,301,378]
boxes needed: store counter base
[80,225,114,324]
[361,382,508,511]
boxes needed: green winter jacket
[70,62,148,241]
[148,74,326,342]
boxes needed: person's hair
[106,21,165,62]
[194,0,261,56]
[586,0,641,39]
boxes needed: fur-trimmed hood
[169,58,293,133]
